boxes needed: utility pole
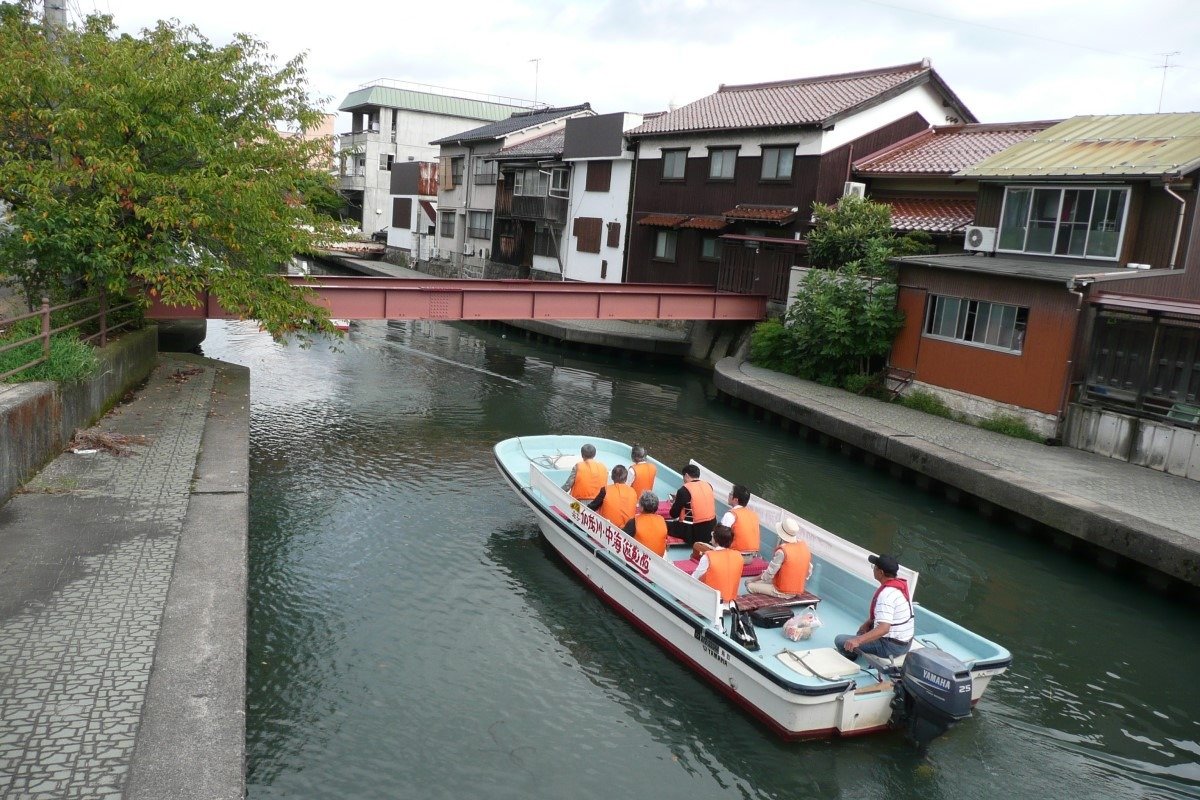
[529,58,541,106]
[43,0,67,40]
[1155,51,1180,113]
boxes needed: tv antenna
[1155,51,1180,112]
[529,58,542,105]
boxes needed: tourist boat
[494,435,1012,746]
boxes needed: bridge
[145,276,768,322]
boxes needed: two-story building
[337,81,533,234]
[623,60,975,302]
[385,161,439,263]
[430,104,593,277]
[890,113,1200,476]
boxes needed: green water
[201,319,1200,800]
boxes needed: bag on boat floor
[783,609,821,641]
[749,606,794,628]
[728,603,760,651]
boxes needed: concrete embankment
[0,339,248,798]
[713,358,1200,591]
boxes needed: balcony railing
[509,195,567,224]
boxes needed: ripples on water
[202,320,1200,800]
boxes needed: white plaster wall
[638,129,822,160]
[561,158,633,282]
[386,195,436,253]
[820,83,946,152]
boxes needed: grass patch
[978,413,1044,442]
[0,319,98,383]
[896,389,955,419]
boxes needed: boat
[494,435,1012,747]
[331,319,351,332]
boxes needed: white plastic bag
[783,609,822,642]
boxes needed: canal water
[201,319,1200,800]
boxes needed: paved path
[0,355,247,799]
[715,359,1200,585]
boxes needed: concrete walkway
[0,354,247,799]
[714,358,1200,587]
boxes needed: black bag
[728,602,760,651]
[749,606,794,628]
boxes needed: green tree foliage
[0,2,343,338]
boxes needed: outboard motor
[890,648,973,752]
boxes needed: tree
[0,2,343,338]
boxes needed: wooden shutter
[574,217,602,254]
[440,156,453,190]
[585,160,612,192]
[392,198,412,229]
[606,222,621,249]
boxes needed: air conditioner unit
[480,247,489,260]
[963,225,997,253]
[843,181,866,199]
[462,243,475,257]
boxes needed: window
[661,149,687,180]
[997,186,1129,259]
[440,211,456,239]
[533,227,557,257]
[354,156,366,177]
[392,198,411,229]
[467,210,492,240]
[606,221,621,249]
[708,148,737,180]
[450,157,464,187]
[586,160,612,192]
[474,162,498,185]
[379,153,394,171]
[513,168,550,196]
[700,235,720,260]
[653,230,677,261]
[924,295,1029,353]
[550,168,569,198]
[760,146,794,180]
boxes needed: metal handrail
[0,291,138,382]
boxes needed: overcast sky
[74,0,1200,125]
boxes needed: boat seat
[733,591,820,610]
[673,557,768,578]
[860,639,925,674]
[777,648,861,680]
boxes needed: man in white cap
[745,517,812,597]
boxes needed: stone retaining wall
[0,326,158,506]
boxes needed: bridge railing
[0,292,139,381]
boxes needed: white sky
[72,0,1200,126]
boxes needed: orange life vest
[570,459,608,500]
[773,540,812,595]
[598,483,637,528]
[700,548,743,602]
[630,462,657,495]
[728,505,760,553]
[682,479,715,523]
[632,513,668,556]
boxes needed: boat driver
[667,464,717,546]
[835,554,914,662]
[562,443,608,502]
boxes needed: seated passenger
[692,525,741,603]
[667,465,717,546]
[561,443,607,501]
[628,444,657,495]
[745,517,812,598]
[693,483,760,563]
[623,491,668,556]
[590,465,638,528]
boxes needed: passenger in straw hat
[745,517,812,598]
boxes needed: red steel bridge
[145,276,768,322]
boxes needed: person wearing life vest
[746,517,812,597]
[622,491,668,556]
[692,525,741,603]
[835,553,915,661]
[562,443,607,501]
[627,443,657,495]
[589,465,638,528]
[692,483,760,563]
[667,464,716,546]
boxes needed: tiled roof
[637,213,690,228]
[495,128,566,159]
[854,121,1058,176]
[628,62,973,136]
[960,113,1200,179]
[883,197,976,233]
[724,204,798,224]
[679,216,728,230]
[431,104,592,146]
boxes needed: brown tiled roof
[679,216,728,230]
[854,121,1059,176]
[628,62,973,136]
[724,204,798,224]
[637,213,690,228]
[883,197,976,233]
[495,128,566,159]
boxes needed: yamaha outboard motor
[890,648,973,752]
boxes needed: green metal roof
[959,113,1200,179]
[338,86,528,121]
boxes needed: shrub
[978,413,1044,442]
[0,319,97,383]
[749,318,793,372]
[897,389,955,419]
